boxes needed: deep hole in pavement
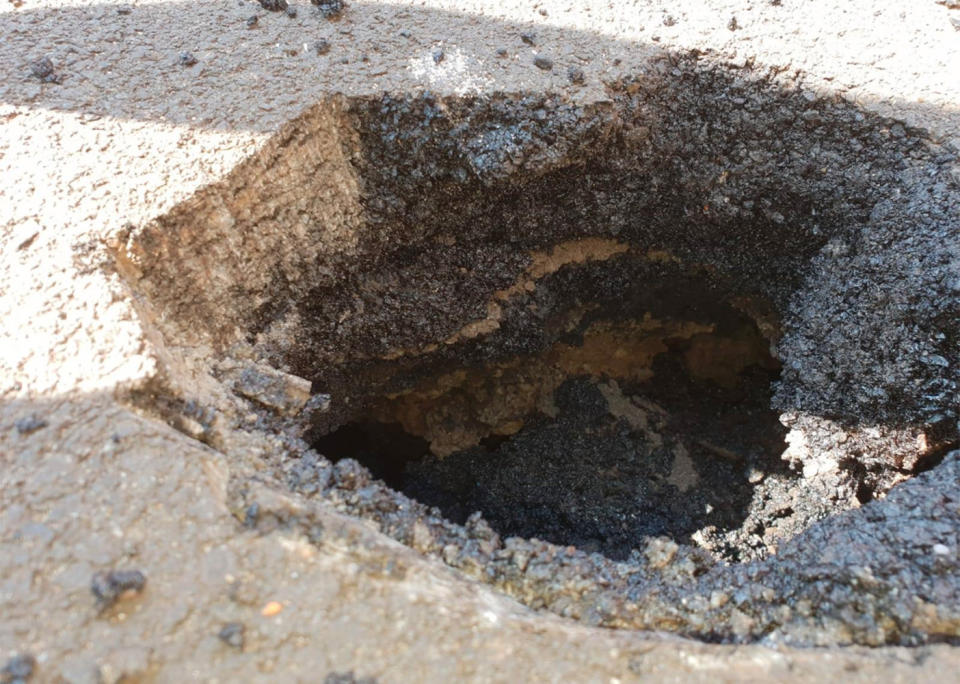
[310,263,791,562]
[115,71,960,643]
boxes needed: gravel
[533,55,553,70]
[28,57,58,83]
[312,0,345,19]
[218,622,245,649]
[91,569,147,610]
[1,655,35,684]
[14,414,47,434]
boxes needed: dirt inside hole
[312,279,794,563]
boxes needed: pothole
[310,255,791,563]
[114,56,960,646]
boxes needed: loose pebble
[218,622,245,649]
[1,654,35,683]
[29,57,58,83]
[261,601,284,617]
[15,414,47,435]
[313,0,345,19]
[533,55,553,71]
[91,569,147,610]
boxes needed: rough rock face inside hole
[313,279,793,563]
